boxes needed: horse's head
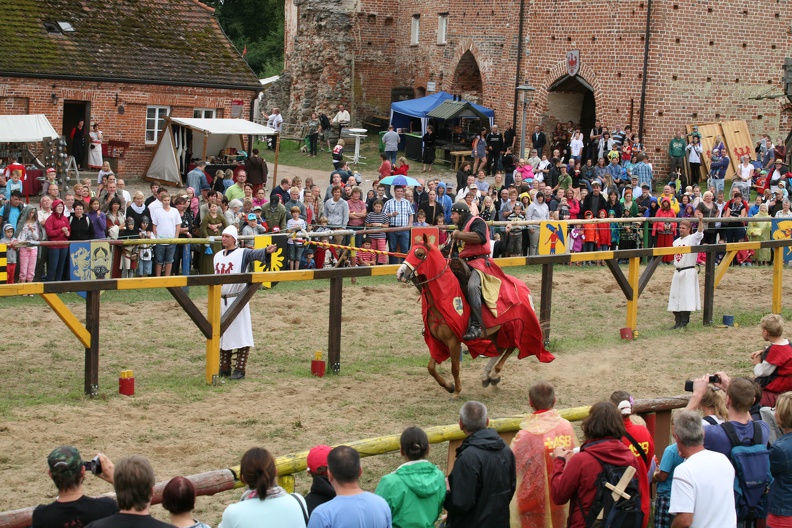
[396,235,445,284]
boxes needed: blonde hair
[776,392,792,430]
[699,387,728,421]
[133,191,145,200]
[761,314,785,338]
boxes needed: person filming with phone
[32,446,118,528]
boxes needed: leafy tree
[205,0,284,77]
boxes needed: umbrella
[379,175,421,187]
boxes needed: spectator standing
[653,199,677,263]
[510,381,578,528]
[264,196,287,232]
[668,131,687,176]
[219,447,307,528]
[375,427,445,528]
[85,455,172,528]
[151,192,181,277]
[307,446,391,528]
[245,149,269,192]
[382,126,400,166]
[550,401,642,528]
[422,125,436,173]
[187,161,210,195]
[306,114,320,158]
[486,125,504,176]
[668,410,737,528]
[632,153,653,189]
[652,441,685,528]
[365,200,389,265]
[383,186,412,264]
[531,125,547,157]
[271,179,292,205]
[525,192,549,255]
[666,211,704,328]
[162,477,211,528]
[225,171,248,202]
[69,202,95,241]
[686,136,704,186]
[32,447,118,528]
[443,401,516,528]
[70,120,86,170]
[44,200,70,281]
[769,393,792,527]
[709,148,730,194]
[305,445,336,515]
[200,202,227,275]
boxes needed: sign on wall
[566,50,580,77]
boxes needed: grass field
[0,263,788,525]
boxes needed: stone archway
[450,51,483,104]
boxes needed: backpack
[575,445,644,528]
[721,421,773,521]
[319,113,331,130]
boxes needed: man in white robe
[214,225,277,379]
[668,210,704,329]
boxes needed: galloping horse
[396,236,553,397]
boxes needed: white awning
[0,114,59,142]
[168,118,275,136]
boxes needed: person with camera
[667,210,704,329]
[33,446,118,528]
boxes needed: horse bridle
[404,242,454,286]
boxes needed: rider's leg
[463,270,484,341]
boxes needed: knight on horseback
[448,201,492,341]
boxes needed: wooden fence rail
[0,396,689,528]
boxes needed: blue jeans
[711,177,725,194]
[386,150,397,166]
[387,230,410,264]
[46,247,68,281]
[154,243,177,265]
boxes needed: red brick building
[281,0,791,172]
[0,0,260,179]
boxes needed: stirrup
[463,326,483,341]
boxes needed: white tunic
[668,230,704,312]
[214,248,254,349]
[88,131,103,168]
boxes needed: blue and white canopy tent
[389,91,494,138]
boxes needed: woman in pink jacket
[44,199,70,281]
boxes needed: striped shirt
[365,211,389,239]
[382,197,413,227]
[632,162,654,188]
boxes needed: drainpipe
[512,0,526,128]
[637,0,652,145]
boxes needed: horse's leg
[481,356,499,387]
[428,321,456,394]
[427,357,453,394]
[488,346,516,386]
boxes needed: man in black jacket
[581,180,609,217]
[444,401,516,528]
[304,444,336,515]
[531,125,547,157]
[486,125,504,176]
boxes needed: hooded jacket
[443,428,516,528]
[305,474,335,515]
[550,437,641,528]
[44,200,71,248]
[375,460,445,528]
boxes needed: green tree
[205,0,284,78]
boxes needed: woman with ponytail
[219,447,307,528]
[375,427,446,528]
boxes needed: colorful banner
[538,222,568,255]
[0,243,7,283]
[772,219,792,262]
[69,241,111,298]
[254,235,287,288]
[412,227,440,248]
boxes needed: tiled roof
[0,0,260,89]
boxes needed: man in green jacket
[668,131,687,175]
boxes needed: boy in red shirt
[752,314,792,406]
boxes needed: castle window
[411,15,420,46]
[437,14,448,45]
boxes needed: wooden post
[625,257,640,330]
[540,263,554,347]
[205,284,221,385]
[84,290,100,397]
[654,409,673,463]
[773,247,784,314]
[703,251,716,325]
[273,134,280,186]
[328,277,343,373]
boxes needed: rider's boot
[463,272,484,341]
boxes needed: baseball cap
[48,446,83,473]
[253,205,262,211]
[307,445,333,473]
[247,213,257,221]
[641,184,651,189]
[46,167,56,174]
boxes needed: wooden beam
[540,263,554,347]
[604,258,633,300]
[773,247,784,314]
[220,284,262,334]
[625,258,640,330]
[167,287,212,339]
[703,252,716,325]
[654,409,673,464]
[205,284,221,385]
[714,251,737,288]
[40,293,91,348]
[638,256,662,296]
[328,277,343,374]
[84,291,100,397]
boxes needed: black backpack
[574,445,644,528]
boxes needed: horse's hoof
[490,377,502,386]
[481,378,491,388]
[445,383,455,394]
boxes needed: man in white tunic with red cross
[214,225,277,380]
[668,210,704,329]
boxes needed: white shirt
[267,113,283,133]
[570,137,584,157]
[331,110,350,124]
[738,163,753,182]
[669,449,736,528]
[151,206,181,239]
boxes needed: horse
[396,236,553,397]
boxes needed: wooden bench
[280,123,307,144]
[450,150,472,171]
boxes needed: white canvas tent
[145,117,275,185]
[0,114,59,142]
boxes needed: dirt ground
[0,265,788,524]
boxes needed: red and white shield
[566,50,580,77]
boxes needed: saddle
[449,257,471,292]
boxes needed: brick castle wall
[0,77,256,182]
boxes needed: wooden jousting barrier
[0,396,689,528]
